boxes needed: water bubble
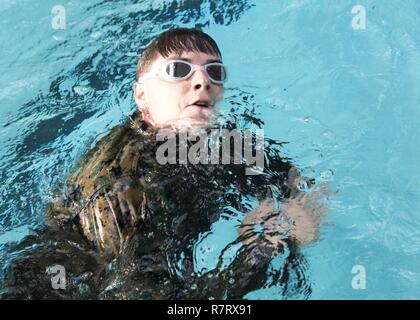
[296,179,309,191]
[190,284,197,290]
[229,278,235,285]
[319,169,334,182]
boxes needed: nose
[191,69,211,91]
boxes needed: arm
[0,227,103,299]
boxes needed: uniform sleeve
[46,123,146,260]
[0,227,104,299]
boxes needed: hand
[239,183,331,249]
[282,183,330,246]
[238,200,291,252]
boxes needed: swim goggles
[137,59,227,84]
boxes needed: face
[133,51,224,129]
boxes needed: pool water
[1,0,420,299]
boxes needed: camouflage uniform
[46,112,153,259]
[2,110,311,299]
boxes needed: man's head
[133,28,225,129]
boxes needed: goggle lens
[166,61,191,78]
[206,64,226,82]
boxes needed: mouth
[187,100,213,109]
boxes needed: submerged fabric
[1,111,311,299]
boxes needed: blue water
[1,0,420,299]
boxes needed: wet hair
[136,28,222,80]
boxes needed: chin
[179,117,211,129]
[156,108,217,130]
[183,107,217,122]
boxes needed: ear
[133,82,147,110]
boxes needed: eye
[166,61,191,78]
[206,64,226,81]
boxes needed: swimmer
[2,28,329,299]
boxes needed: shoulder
[71,123,132,190]
[69,111,150,196]
[47,112,150,258]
